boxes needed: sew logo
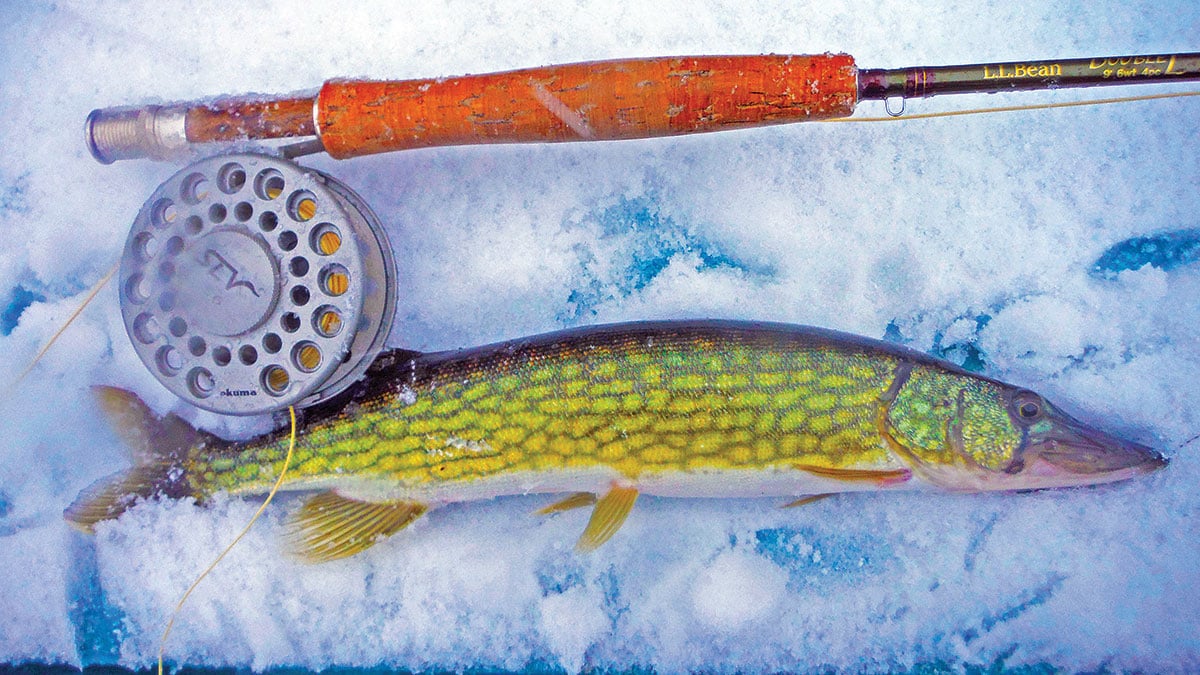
[203,249,262,298]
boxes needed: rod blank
[858,53,1200,100]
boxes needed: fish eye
[1011,390,1045,423]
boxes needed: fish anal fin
[288,491,427,563]
[782,493,836,508]
[793,463,912,486]
[536,492,596,515]
[576,484,638,553]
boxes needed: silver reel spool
[119,153,396,415]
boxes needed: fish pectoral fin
[535,492,597,515]
[781,493,836,508]
[576,485,639,553]
[793,463,912,486]
[287,491,428,563]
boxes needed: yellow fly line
[157,405,297,675]
[11,261,119,388]
[2,260,298,675]
[828,90,1200,123]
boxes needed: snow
[1,0,1199,672]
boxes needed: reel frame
[119,153,396,416]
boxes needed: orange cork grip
[315,54,857,159]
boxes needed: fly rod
[86,52,1200,164]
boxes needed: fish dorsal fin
[793,463,912,486]
[576,485,638,552]
[288,491,428,563]
[781,493,836,508]
[536,492,597,515]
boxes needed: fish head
[989,388,1167,490]
[886,366,1167,491]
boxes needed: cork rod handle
[85,54,858,163]
[314,54,858,159]
[85,51,1200,164]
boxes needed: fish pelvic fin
[287,491,428,563]
[576,484,639,553]
[64,386,200,533]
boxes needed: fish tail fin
[64,386,202,532]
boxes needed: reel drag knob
[119,153,396,415]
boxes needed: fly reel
[119,153,396,415]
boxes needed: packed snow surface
[1,0,1198,672]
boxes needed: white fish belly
[317,466,926,505]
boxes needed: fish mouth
[1021,416,1168,486]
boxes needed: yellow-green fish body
[67,320,1165,560]
[206,321,917,500]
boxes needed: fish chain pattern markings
[197,330,912,494]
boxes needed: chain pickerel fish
[66,320,1166,561]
